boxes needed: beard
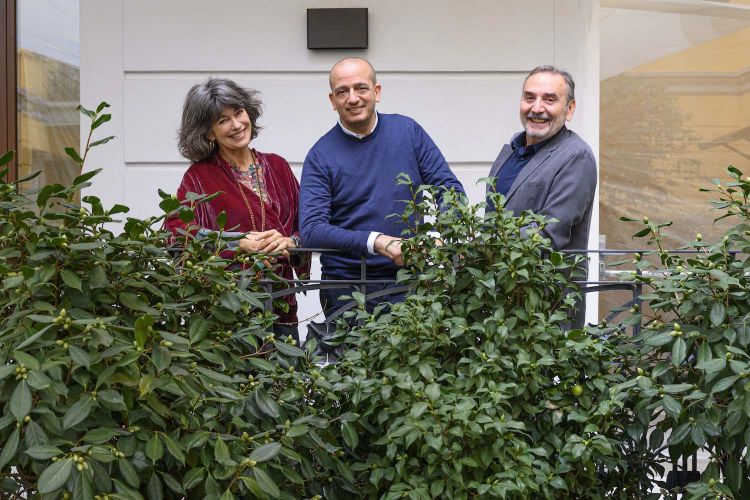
[523,112,566,141]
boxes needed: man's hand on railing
[374,234,404,266]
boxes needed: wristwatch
[290,235,301,248]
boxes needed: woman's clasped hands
[239,229,297,260]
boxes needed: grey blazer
[488,127,597,251]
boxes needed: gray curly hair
[177,78,263,162]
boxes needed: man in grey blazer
[488,65,597,253]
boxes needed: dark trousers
[319,276,407,322]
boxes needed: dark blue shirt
[488,131,556,211]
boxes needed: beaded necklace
[233,151,266,232]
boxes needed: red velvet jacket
[165,150,308,324]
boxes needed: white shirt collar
[338,113,378,139]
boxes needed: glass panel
[600,3,750,315]
[16,0,80,190]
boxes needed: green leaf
[160,472,184,495]
[661,384,693,394]
[88,266,109,289]
[0,364,15,380]
[82,427,119,444]
[254,390,280,418]
[159,198,181,212]
[342,422,359,450]
[217,211,227,230]
[662,395,682,417]
[194,366,235,383]
[710,302,726,327]
[0,150,14,166]
[118,457,141,488]
[36,183,65,208]
[98,390,125,406]
[24,444,64,460]
[411,402,429,418]
[108,203,129,215]
[213,437,233,465]
[725,457,743,492]
[73,468,95,499]
[15,325,53,351]
[63,397,94,430]
[146,434,164,463]
[671,337,686,366]
[184,432,210,450]
[10,380,32,420]
[89,135,115,148]
[252,468,280,498]
[91,113,111,130]
[418,363,435,380]
[37,458,74,494]
[65,147,84,165]
[240,477,267,499]
[120,292,154,313]
[273,341,305,357]
[150,344,170,374]
[425,383,441,401]
[134,314,155,349]
[96,101,110,113]
[667,423,690,446]
[148,473,164,500]
[60,269,83,290]
[72,169,101,186]
[700,358,727,374]
[278,388,303,403]
[162,433,186,464]
[644,332,673,347]
[183,468,205,491]
[712,375,739,394]
[14,351,41,370]
[249,442,282,463]
[78,104,95,118]
[69,345,91,369]
[0,428,19,471]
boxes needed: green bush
[618,166,750,499]
[8,104,750,500]
[316,183,656,499]
[0,105,348,499]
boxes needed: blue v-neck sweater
[300,113,464,279]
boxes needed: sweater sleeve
[299,150,370,252]
[412,121,465,198]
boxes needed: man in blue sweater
[300,57,464,318]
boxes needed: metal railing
[260,247,647,327]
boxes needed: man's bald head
[329,57,377,89]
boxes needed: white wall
[81,0,600,329]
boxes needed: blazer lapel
[505,128,567,202]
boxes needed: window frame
[1,0,17,182]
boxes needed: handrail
[259,247,731,330]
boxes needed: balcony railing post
[264,282,273,314]
[634,264,643,336]
[359,253,367,326]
